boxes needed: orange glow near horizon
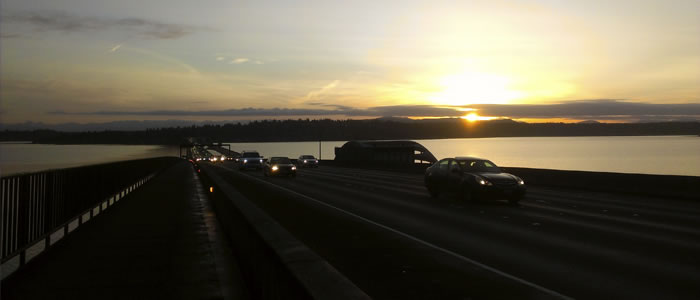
[513,118,627,124]
[461,113,496,122]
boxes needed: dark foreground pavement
[2,161,247,299]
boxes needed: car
[264,157,297,177]
[297,155,319,167]
[239,151,264,170]
[424,156,526,204]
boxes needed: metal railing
[1,157,180,267]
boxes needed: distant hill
[0,120,246,132]
[2,118,699,145]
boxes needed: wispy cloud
[0,33,22,39]
[304,80,340,101]
[230,58,250,64]
[4,11,201,39]
[109,44,122,52]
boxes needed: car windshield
[301,155,315,159]
[458,160,501,173]
[242,152,260,158]
[270,157,291,164]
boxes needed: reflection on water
[418,136,700,176]
[226,136,700,176]
[2,136,699,176]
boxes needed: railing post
[18,175,30,266]
[44,173,55,249]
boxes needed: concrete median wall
[197,164,370,300]
[504,167,700,201]
[322,160,700,201]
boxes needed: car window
[449,160,461,171]
[459,160,501,172]
[243,152,260,157]
[271,157,291,164]
[439,159,449,170]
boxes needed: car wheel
[426,185,439,198]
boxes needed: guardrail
[197,163,370,300]
[505,167,700,201]
[323,160,700,200]
[1,157,180,268]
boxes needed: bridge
[2,157,700,299]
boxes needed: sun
[429,71,523,106]
[461,112,495,122]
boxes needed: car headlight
[478,177,493,186]
[291,166,297,170]
[518,178,525,185]
[272,165,278,171]
[243,159,248,163]
[303,160,307,163]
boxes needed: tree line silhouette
[2,118,699,144]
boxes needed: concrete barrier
[197,164,370,300]
[504,167,700,201]
[323,160,700,201]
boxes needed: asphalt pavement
[209,161,700,300]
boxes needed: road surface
[208,162,700,299]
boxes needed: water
[0,143,179,176]
[2,136,699,176]
[418,136,700,176]
[225,136,700,176]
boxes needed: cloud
[46,100,700,122]
[4,11,200,39]
[0,33,22,38]
[468,100,700,120]
[109,44,122,52]
[304,80,340,101]
[305,102,354,111]
[230,58,250,64]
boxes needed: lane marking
[220,165,573,300]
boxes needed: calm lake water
[2,136,699,176]
[0,143,179,176]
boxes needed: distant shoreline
[1,134,697,146]
[2,119,699,145]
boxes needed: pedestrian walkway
[1,161,246,299]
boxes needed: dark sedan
[297,155,319,168]
[263,157,297,177]
[424,156,525,204]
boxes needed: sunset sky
[1,0,699,125]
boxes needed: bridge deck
[2,161,247,299]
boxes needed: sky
[1,0,699,125]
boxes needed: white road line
[222,165,573,300]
